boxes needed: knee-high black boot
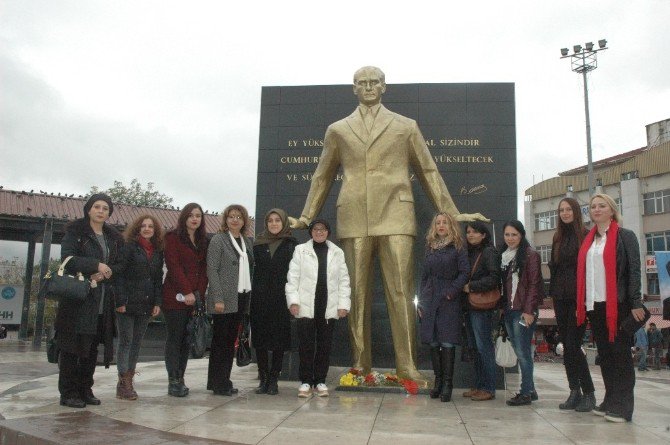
[266,371,279,395]
[430,347,443,399]
[256,348,270,394]
[440,347,455,402]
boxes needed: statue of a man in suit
[291,66,487,382]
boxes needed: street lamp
[560,39,608,196]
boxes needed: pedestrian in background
[647,323,663,370]
[634,326,648,371]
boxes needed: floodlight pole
[581,57,595,197]
[561,42,607,196]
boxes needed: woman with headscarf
[250,209,298,395]
[57,193,124,408]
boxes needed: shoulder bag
[236,314,252,367]
[495,323,517,368]
[467,252,501,310]
[187,294,211,359]
[43,256,91,301]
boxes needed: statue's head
[353,66,386,106]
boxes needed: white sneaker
[315,383,329,397]
[298,383,311,398]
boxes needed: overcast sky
[2,1,669,228]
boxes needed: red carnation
[399,379,419,395]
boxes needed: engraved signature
[460,184,488,195]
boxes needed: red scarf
[576,220,619,342]
[137,236,154,260]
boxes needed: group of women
[56,195,349,407]
[549,192,643,423]
[56,191,643,423]
[418,213,541,406]
[418,193,644,423]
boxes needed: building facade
[524,118,670,302]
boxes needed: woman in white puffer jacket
[285,219,351,398]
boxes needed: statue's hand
[455,212,490,223]
[288,216,308,230]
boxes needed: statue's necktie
[364,107,375,133]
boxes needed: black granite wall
[256,83,517,382]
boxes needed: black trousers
[554,299,595,393]
[58,336,98,398]
[58,315,103,398]
[256,348,285,375]
[297,317,335,386]
[589,302,635,420]
[164,309,191,379]
[207,311,243,391]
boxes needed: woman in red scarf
[576,193,646,423]
[116,214,164,400]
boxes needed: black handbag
[43,256,91,301]
[619,304,651,336]
[236,315,252,367]
[187,295,211,359]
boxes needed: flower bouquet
[338,368,419,395]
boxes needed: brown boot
[116,372,137,400]
[471,390,495,401]
[126,370,138,399]
[462,388,478,398]
[116,374,124,399]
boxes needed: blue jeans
[116,312,150,374]
[651,347,663,369]
[637,348,648,370]
[504,309,536,395]
[468,310,497,394]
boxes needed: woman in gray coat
[206,204,254,396]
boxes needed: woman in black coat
[115,214,164,400]
[549,197,594,412]
[577,193,646,423]
[56,194,124,408]
[462,221,501,402]
[250,209,298,395]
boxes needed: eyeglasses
[312,228,328,233]
[227,215,243,220]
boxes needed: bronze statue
[291,66,487,382]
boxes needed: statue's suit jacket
[299,105,458,239]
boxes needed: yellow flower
[339,372,359,386]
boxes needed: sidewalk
[1,338,669,444]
